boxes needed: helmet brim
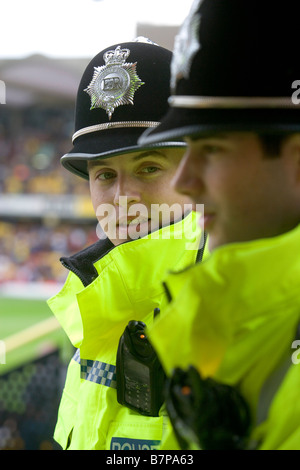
[61,126,186,180]
[138,104,300,146]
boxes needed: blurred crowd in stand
[0,106,97,284]
[0,220,98,283]
[0,105,89,196]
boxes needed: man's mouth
[117,217,150,228]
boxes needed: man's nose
[113,176,142,206]
[172,149,204,198]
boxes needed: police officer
[48,38,204,450]
[139,0,300,450]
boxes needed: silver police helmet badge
[170,0,201,92]
[84,46,145,120]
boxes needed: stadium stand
[0,58,98,449]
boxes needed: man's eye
[140,166,160,174]
[97,171,115,180]
[202,145,222,154]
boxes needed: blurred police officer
[139,0,300,450]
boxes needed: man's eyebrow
[132,150,168,161]
[187,132,230,142]
[87,160,109,169]
[87,150,168,170]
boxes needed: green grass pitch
[0,297,72,375]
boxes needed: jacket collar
[59,211,206,288]
[148,224,300,380]
[60,237,114,287]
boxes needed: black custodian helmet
[61,38,185,179]
[139,0,300,145]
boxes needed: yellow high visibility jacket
[147,224,300,450]
[47,212,205,450]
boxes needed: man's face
[173,132,300,251]
[88,147,192,245]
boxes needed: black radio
[116,319,165,417]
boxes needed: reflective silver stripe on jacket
[72,349,117,388]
